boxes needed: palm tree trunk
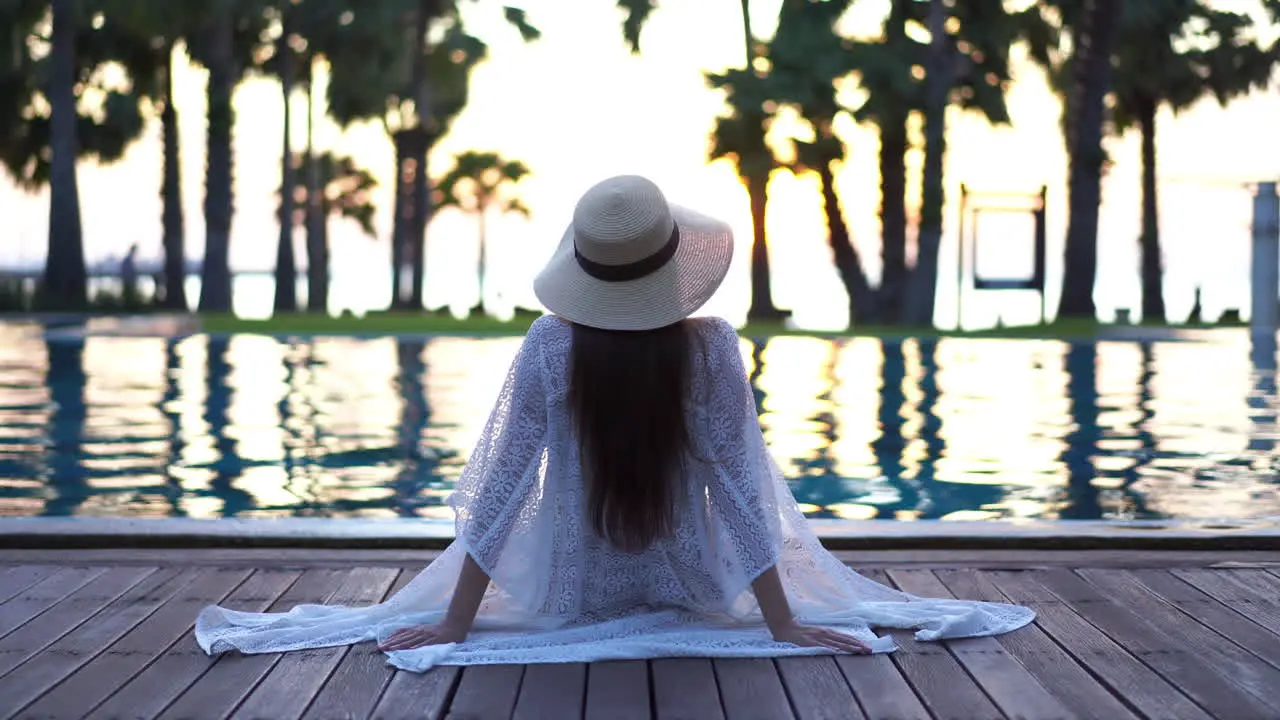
[740,0,783,323]
[44,0,87,310]
[817,161,876,326]
[390,131,408,309]
[199,5,236,313]
[1136,94,1165,323]
[160,42,187,311]
[305,62,327,313]
[1057,0,1118,320]
[745,169,782,321]
[904,0,949,327]
[273,20,298,314]
[877,0,910,325]
[878,113,908,324]
[477,207,487,315]
[407,1,432,311]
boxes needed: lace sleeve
[450,318,552,575]
[699,318,782,598]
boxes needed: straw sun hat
[533,175,734,331]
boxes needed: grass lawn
[196,310,1230,339]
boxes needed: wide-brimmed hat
[533,175,734,331]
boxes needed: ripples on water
[0,322,1278,521]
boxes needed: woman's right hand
[771,622,872,654]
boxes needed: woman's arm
[442,553,491,633]
[752,563,871,654]
[377,553,491,651]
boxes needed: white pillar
[1251,182,1279,336]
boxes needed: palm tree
[706,1,787,323]
[767,0,876,325]
[100,0,196,311]
[286,152,379,312]
[0,1,153,310]
[848,0,915,324]
[44,0,87,310]
[158,38,188,311]
[1109,2,1279,323]
[846,0,1047,326]
[317,3,536,313]
[273,1,299,313]
[1055,0,1121,320]
[436,151,531,316]
[195,3,239,313]
[904,0,949,327]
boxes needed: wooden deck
[1,549,1280,720]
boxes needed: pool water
[1,323,1278,522]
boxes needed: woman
[196,175,1033,672]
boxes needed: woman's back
[452,313,780,620]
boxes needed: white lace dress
[195,315,1034,672]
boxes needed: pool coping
[3,517,1279,551]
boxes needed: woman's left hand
[377,622,467,651]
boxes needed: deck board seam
[885,569,1008,720]
[80,566,261,719]
[1092,567,1280,673]
[150,567,311,720]
[976,570,1149,720]
[4,566,200,718]
[1034,569,1229,720]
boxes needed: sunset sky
[1,0,1278,329]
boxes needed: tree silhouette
[435,151,531,317]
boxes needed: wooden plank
[85,568,300,720]
[985,570,1212,720]
[368,666,461,720]
[1170,568,1280,638]
[935,569,1138,720]
[887,568,1075,720]
[863,569,1001,720]
[584,660,649,720]
[774,656,864,720]
[832,654,927,720]
[1127,568,1280,670]
[512,662,588,720]
[15,567,252,719]
[713,657,795,720]
[226,567,399,720]
[0,565,59,604]
[652,658,725,720]
[156,568,351,720]
[0,565,156,677]
[1080,567,1280,681]
[0,566,106,639]
[1036,567,1280,717]
[829,570,927,720]
[445,664,525,719]
[301,568,418,720]
[0,566,202,712]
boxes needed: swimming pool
[1,322,1277,523]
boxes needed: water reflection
[44,339,87,516]
[204,337,254,516]
[1059,343,1100,519]
[2,327,1280,521]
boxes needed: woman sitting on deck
[195,175,1034,672]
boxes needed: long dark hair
[568,320,692,551]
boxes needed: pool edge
[4,517,1280,551]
